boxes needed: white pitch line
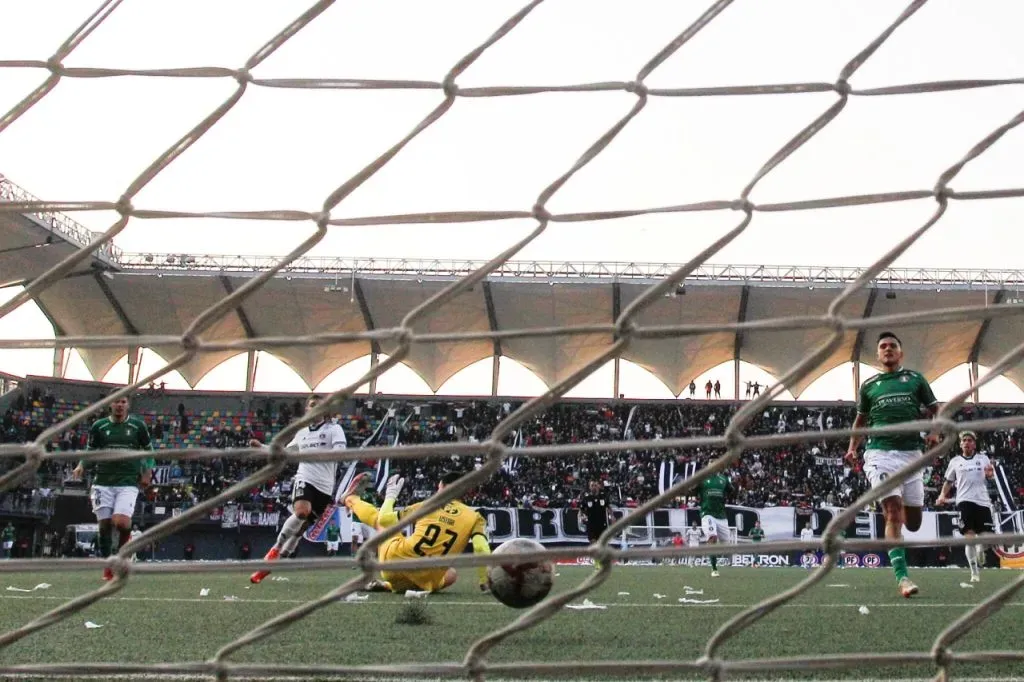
[2,677,1023,682]
[2,671,1024,675]
[2,594,1023,608]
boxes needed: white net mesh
[2,0,1024,679]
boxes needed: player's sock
[98,531,113,558]
[117,528,131,552]
[974,544,985,566]
[280,521,307,557]
[888,548,909,581]
[710,555,718,571]
[965,545,978,573]
[274,513,306,552]
[345,498,379,527]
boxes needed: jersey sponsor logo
[900,375,910,382]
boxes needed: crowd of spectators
[2,389,1023,517]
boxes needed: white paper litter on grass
[199,589,210,597]
[84,621,104,629]
[566,599,606,610]
[827,584,850,588]
[858,606,870,615]
[678,598,720,605]
[617,591,630,596]
[653,593,667,599]
[6,583,51,592]
[959,582,975,589]
[223,595,240,601]
[404,590,429,599]
[684,588,704,595]
[270,576,290,582]
[345,593,369,602]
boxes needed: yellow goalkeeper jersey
[395,499,487,558]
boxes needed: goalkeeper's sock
[98,532,113,558]
[710,555,718,571]
[345,497,379,528]
[888,548,909,582]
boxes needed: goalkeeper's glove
[384,474,405,503]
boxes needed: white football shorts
[91,485,139,520]
[863,449,925,507]
[326,541,340,552]
[701,515,731,542]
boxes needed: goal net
[2,0,1024,680]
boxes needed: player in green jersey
[698,468,734,577]
[846,332,939,598]
[325,522,341,557]
[73,393,154,580]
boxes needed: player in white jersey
[249,394,359,584]
[936,431,995,583]
[799,523,816,569]
[684,523,702,566]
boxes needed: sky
[2,0,1024,402]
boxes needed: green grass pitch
[1,564,1022,681]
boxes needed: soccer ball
[487,538,554,609]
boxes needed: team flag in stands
[658,458,696,495]
[501,430,522,475]
[994,463,1017,511]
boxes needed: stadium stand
[2,382,1021,541]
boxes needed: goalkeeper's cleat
[384,474,405,502]
[102,567,114,582]
[341,472,372,502]
[898,577,919,598]
[364,579,393,593]
[249,547,280,584]
[710,570,720,577]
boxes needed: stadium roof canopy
[3,193,1024,396]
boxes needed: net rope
[2,0,1024,679]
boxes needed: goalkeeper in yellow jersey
[344,471,491,594]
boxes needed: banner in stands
[473,505,1019,550]
[238,510,280,527]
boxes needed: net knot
[109,554,131,580]
[114,196,134,215]
[834,78,852,96]
[441,79,460,98]
[234,68,253,85]
[625,81,648,97]
[21,443,45,469]
[179,333,199,352]
[730,198,754,213]
[723,430,745,451]
[312,211,330,229]
[44,57,63,74]
[615,317,638,339]
[531,203,552,222]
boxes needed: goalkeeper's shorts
[378,535,448,592]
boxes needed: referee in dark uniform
[581,480,614,568]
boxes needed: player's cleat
[363,579,393,593]
[341,472,373,501]
[249,547,280,584]
[898,577,919,598]
[102,567,114,582]
[970,573,981,583]
[710,570,720,577]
